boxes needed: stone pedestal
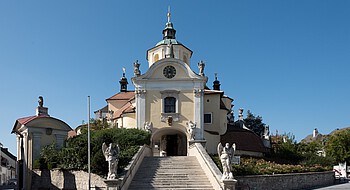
[104,179,121,190]
[223,179,237,190]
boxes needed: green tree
[38,128,151,177]
[325,129,350,163]
[244,110,266,137]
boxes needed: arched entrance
[152,128,187,156]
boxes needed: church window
[154,54,159,62]
[204,113,212,124]
[164,97,176,113]
[160,90,180,122]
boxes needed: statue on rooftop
[133,60,141,77]
[198,60,205,76]
[38,96,44,107]
[217,142,236,180]
[102,142,120,179]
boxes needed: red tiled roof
[67,130,77,138]
[112,98,135,119]
[221,127,268,153]
[16,115,50,125]
[106,91,135,101]
[12,115,72,134]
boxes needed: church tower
[133,10,207,156]
[146,10,193,67]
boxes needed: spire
[119,68,128,92]
[163,7,176,40]
[213,73,221,90]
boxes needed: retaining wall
[32,169,107,190]
[235,171,334,190]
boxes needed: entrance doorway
[166,135,178,156]
[157,131,187,156]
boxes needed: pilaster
[193,88,204,140]
[135,89,146,130]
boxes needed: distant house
[0,145,16,185]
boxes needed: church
[96,11,269,156]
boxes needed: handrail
[118,144,151,190]
[189,142,224,189]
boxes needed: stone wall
[32,169,107,190]
[235,171,334,190]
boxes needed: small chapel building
[11,96,72,189]
[96,11,269,156]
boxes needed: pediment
[134,58,204,81]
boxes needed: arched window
[164,97,176,113]
[154,54,159,63]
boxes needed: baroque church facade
[97,12,268,156]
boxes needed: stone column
[193,88,204,140]
[16,135,21,160]
[135,89,146,130]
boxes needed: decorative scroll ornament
[193,89,204,97]
[135,89,146,97]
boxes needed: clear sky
[1,0,349,155]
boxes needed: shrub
[38,128,151,177]
[211,155,332,176]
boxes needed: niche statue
[217,142,236,180]
[102,142,120,179]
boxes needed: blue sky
[1,0,349,155]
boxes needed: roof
[15,115,50,126]
[106,91,135,101]
[155,39,182,46]
[94,105,108,114]
[0,147,16,160]
[204,89,224,95]
[12,115,72,134]
[221,126,268,153]
[112,97,135,119]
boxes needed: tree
[325,129,350,163]
[244,110,266,137]
[37,128,151,176]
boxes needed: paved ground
[312,181,350,190]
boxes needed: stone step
[128,156,214,190]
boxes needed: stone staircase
[128,156,215,190]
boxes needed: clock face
[163,65,176,79]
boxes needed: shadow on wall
[31,170,77,190]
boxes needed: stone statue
[227,110,234,125]
[217,142,236,180]
[102,142,120,179]
[198,60,205,76]
[165,40,174,58]
[38,96,44,107]
[238,108,244,121]
[263,125,270,139]
[144,121,152,133]
[133,60,141,77]
[186,121,196,140]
